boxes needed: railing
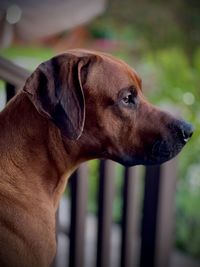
[0,56,177,267]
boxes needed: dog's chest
[0,194,56,267]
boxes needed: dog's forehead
[64,49,141,84]
[63,49,142,93]
[90,54,141,92]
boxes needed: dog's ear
[23,55,90,140]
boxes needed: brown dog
[0,50,193,267]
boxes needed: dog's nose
[178,121,194,143]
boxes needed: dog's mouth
[144,120,194,165]
[148,138,185,165]
[118,138,187,167]
[106,138,186,167]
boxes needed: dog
[0,49,193,267]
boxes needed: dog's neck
[0,92,80,208]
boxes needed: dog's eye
[122,93,135,106]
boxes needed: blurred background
[0,1,200,267]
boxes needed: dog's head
[23,50,193,166]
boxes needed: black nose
[178,121,194,143]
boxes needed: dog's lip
[152,140,168,155]
[151,139,174,160]
[150,137,187,164]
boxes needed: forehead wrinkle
[65,49,141,89]
[102,61,132,87]
[99,53,142,90]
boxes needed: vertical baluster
[96,160,115,267]
[6,82,16,102]
[69,164,88,267]
[121,166,140,267]
[155,159,177,267]
[140,165,161,267]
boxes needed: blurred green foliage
[145,49,200,259]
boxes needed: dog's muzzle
[151,120,194,164]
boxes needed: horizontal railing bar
[0,56,30,88]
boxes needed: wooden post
[155,159,177,267]
[120,166,141,267]
[96,160,115,267]
[140,165,161,267]
[69,164,88,267]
